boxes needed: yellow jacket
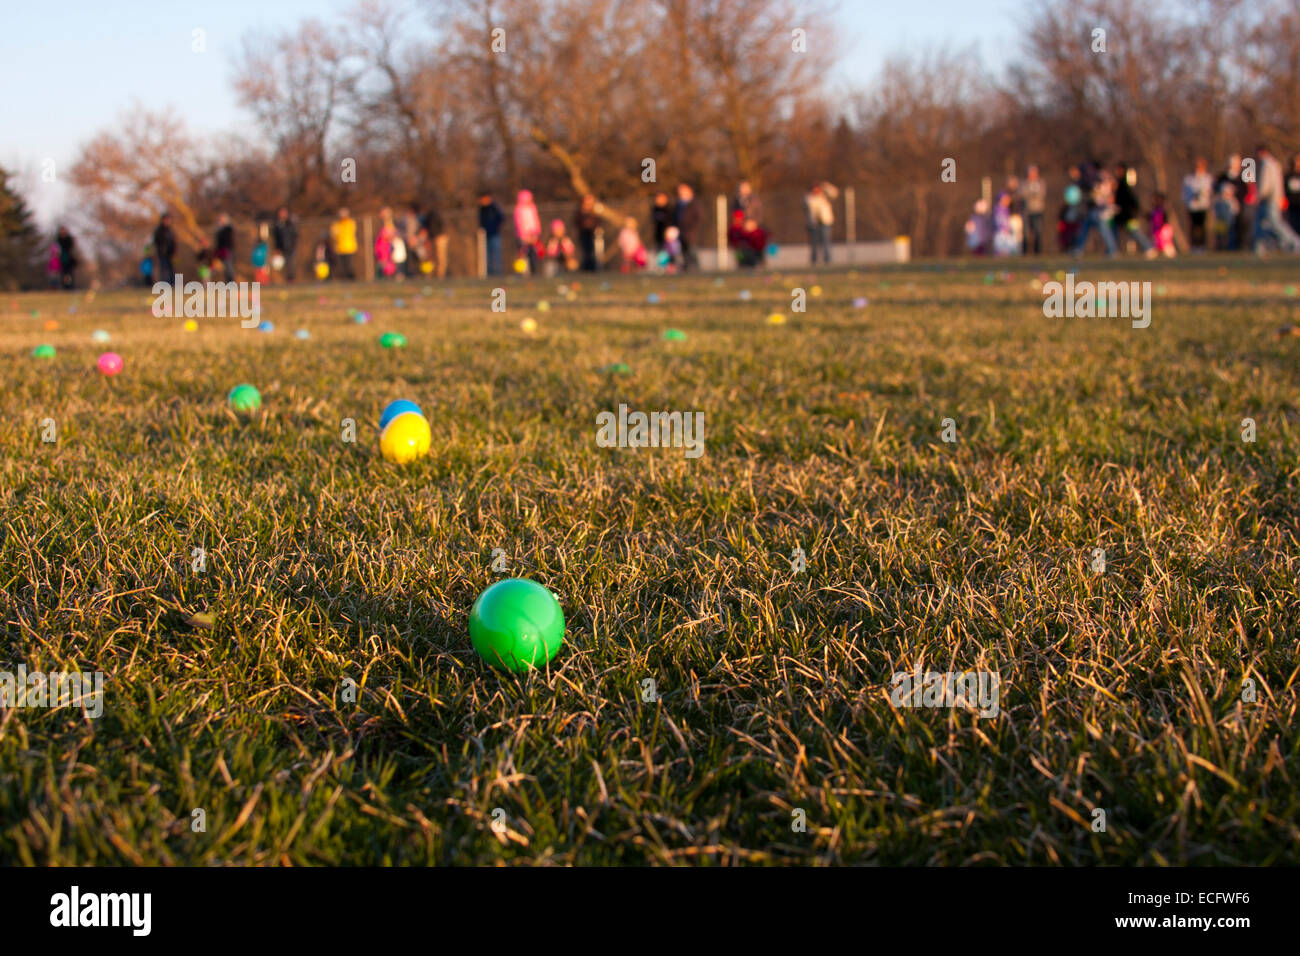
[331,218,358,255]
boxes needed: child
[46,242,61,288]
[514,190,542,274]
[965,199,992,255]
[992,192,1023,257]
[1212,182,1238,251]
[1149,192,1176,257]
[731,215,768,268]
[726,210,748,264]
[1058,183,1085,251]
[662,225,682,270]
[375,208,398,279]
[617,218,647,272]
[543,219,577,276]
[390,232,407,279]
[313,237,331,280]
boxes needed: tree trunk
[529,126,632,229]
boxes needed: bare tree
[664,0,831,188]
[1021,0,1252,247]
[1235,0,1300,160]
[233,20,362,208]
[69,107,212,258]
[850,49,998,256]
[346,0,479,202]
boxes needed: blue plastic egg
[379,399,424,431]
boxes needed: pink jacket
[514,191,541,242]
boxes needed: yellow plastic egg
[380,412,431,464]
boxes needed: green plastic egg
[228,384,262,412]
[469,578,565,672]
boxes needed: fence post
[477,229,486,278]
[595,227,605,264]
[363,216,375,281]
[844,187,856,264]
[716,194,728,271]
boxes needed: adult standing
[402,204,423,278]
[733,180,762,224]
[1182,158,1213,251]
[1021,166,1046,254]
[805,182,838,265]
[1285,155,1300,237]
[675,184,700,271]
[1113,163,1154,255]
[574,194,601,272]
[330,207,358,280]
[650,192,674,254]
[1072,168,1118,256]
[478,192,504,276]
[272,206,297,281]
[56,226,78,290]
[423,202,448,278]
[214,214,235,281]
[1252,144,1300,253]
[1215,155,1248,250]
[153,213,177,285]
[1059,167,1084,251]
[1004,175,1023,218]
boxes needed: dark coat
[153,222,177,259]
[651,202,675,246]
[574,206,600,236]
[215,225,235,257]
[422,207,445,236]
[272,217,297,252]
[1114,179,1142,223]
[675,199,699,241]
[478,202,503,237]
[57,233,77,269]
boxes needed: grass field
[1,258,1297,865]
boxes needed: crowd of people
[48,150,1299,290]
[147,178,837,283]
[476,184,710,276]
[121,179,802,284]
[966,147,1300,258]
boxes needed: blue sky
[2,0,1016,226]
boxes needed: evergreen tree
[0,167,43,291]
